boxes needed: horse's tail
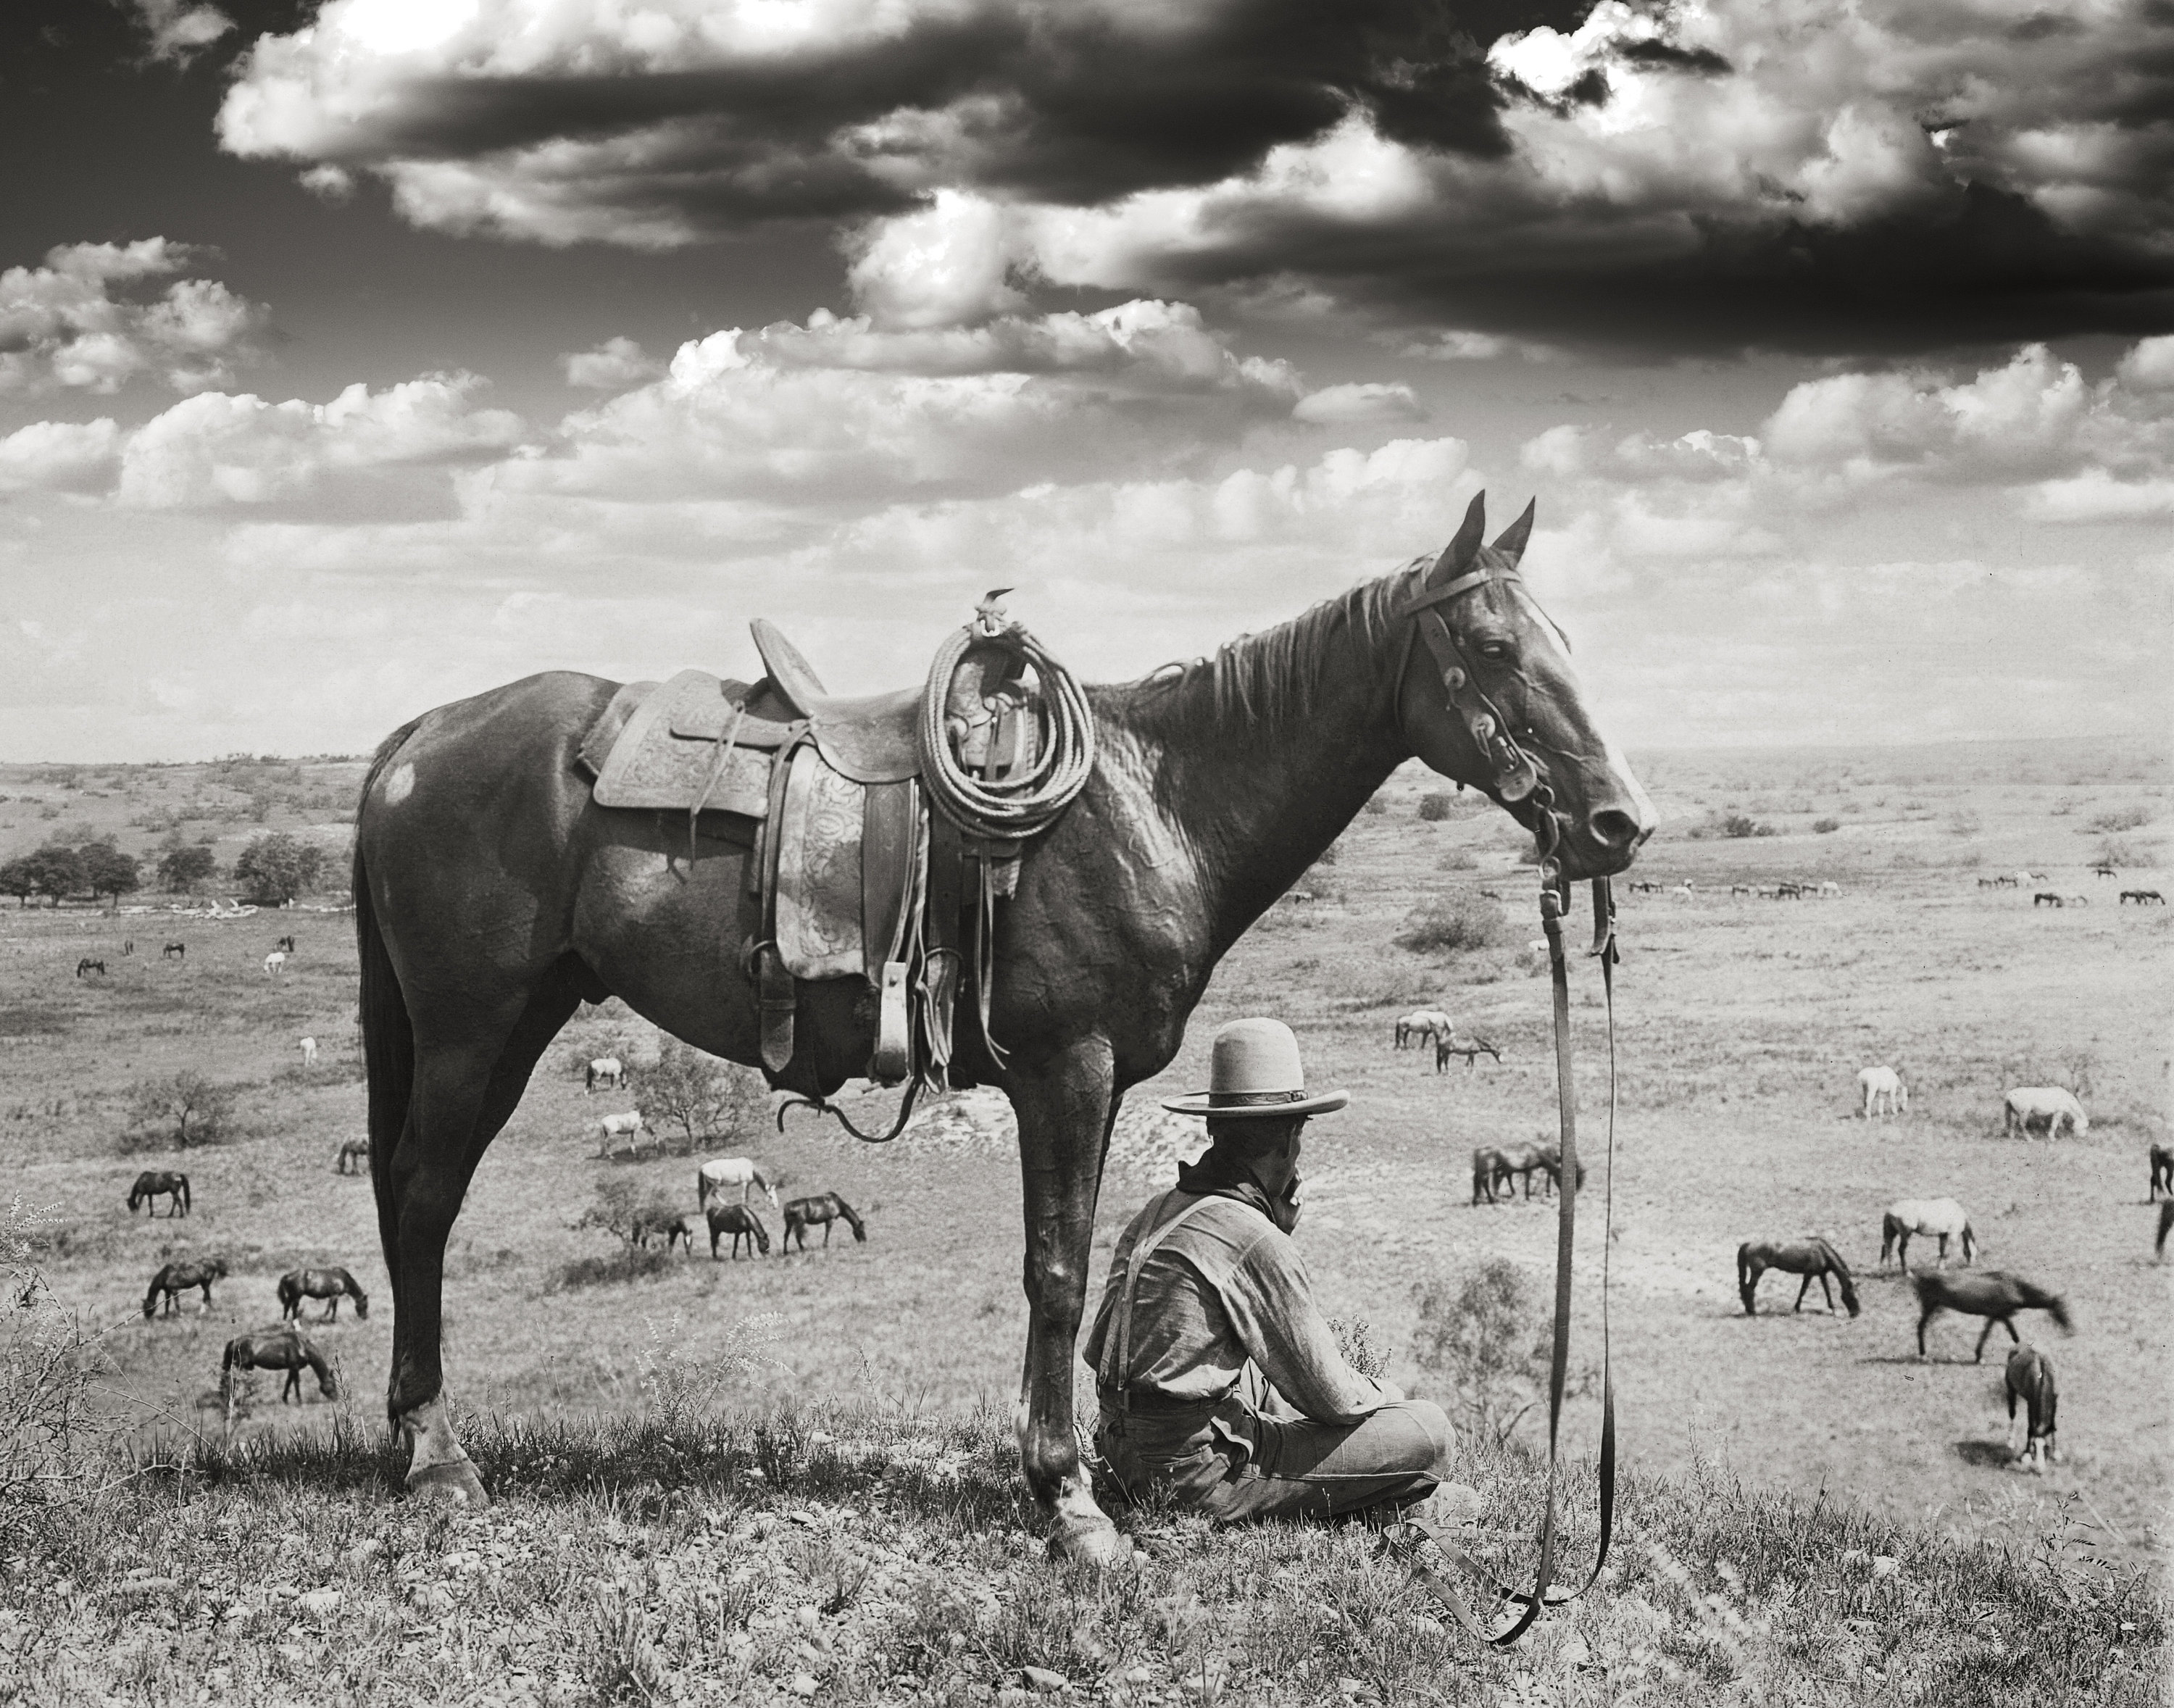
[834,1196,866,1241]
[1820,1241,1860,1317]
[356,720,424,1371]
[1736,1243,1757,1312]
[277,1274,297,1315]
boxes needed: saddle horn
[1490,499,1536,568]
[1430,491,1486,583]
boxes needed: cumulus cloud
[1291,382,1424,425]
[0,238,267,396]
[211,0,2173,349]
[0,420,123,496]
[562,336,666,390]
[126,0,234,65]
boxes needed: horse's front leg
[1008,1035,1124,1564]
[1817,1274,1836,1313]
[1973,1315,2012,1362]
[1793,1275,1812,1313]
[1936,1234,1949,1267]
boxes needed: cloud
[1291,381,1424,425]
[562,336,666,390]
[0,238,267,396]
[212,0,2174,349]
[0,420,123,496]
[126,0,234,65]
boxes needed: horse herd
[682,1159,867,1259]
[139,1253,365,1410]
[1391,1009,1502,1072]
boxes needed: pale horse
[1857,1065,1907,1118]
[1880,1197,1976,1271]
[299,1036,318,1067]
[1393,1008,1453,1050]
[2004,1087,2088,1139]
[596,1110,649,1155]
[263,951,286,976]
[586,1056,625,1093]
[697,1157,781,1210]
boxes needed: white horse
[1819,881,1841,898]
[2004,1087,2087,1139]
[263,951,286,976]
[1857,1065,1906,1118]
[697,1156,780,1209]
[1881,1197,1975,1271]
[1393,1008,1452,1049]
[299,1036,318,1067]
[597,1110,650,1155]
[1673,880,1694,899]
[586,1056,625,1093]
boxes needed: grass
[0,1402,2160,1707]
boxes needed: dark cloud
[1616,39,1732,74]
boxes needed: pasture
[1,736,2167,1699]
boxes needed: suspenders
[1099,1191,1223,1414]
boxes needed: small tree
[0,857,38,908]
[641,1038,769,1153]
[78,843,141,904]
[157,842,216,893]
[1417,792,1454,822]
[123,1071,237,1151]
[1412,1258,1562,1448]
[233,831,325,904]
[14,845,85,908]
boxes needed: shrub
[1417,792,1454,822]
[1436,849,1478,870]
[120,1071,236,1151]
[1812,817,1841,834]
[1719,813,1761,839]
[640,1038,768,1154]
[2086,806,2149,834]
[1946,809,1981,837]
[233,831,325,904]
[1395,897,1509,954]
[157,840,216,893]
[1411,1258,1568,1447]
[2,1197,114,1518]
[1360,796,1388,816]
[546,1248,674,1291]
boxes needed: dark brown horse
[1736,1238,1859,1317]
[143,1257,228,1318]
[782,1192,866,1252]
[706,1202,770,1259]
[1914,1270,2071,1362]
[2150,1143,2172,1200]
[279,1267,370,1321]
[2004,1346,2058,1468]
[128,1170,191,1217]
[630,1209,696,1254]
[350,494,1652,1557]
[222,1328,336,1408]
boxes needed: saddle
[575,604,1059,1095]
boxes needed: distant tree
[123,1070,237,1151]
[78,843,141,903]
[641,1037,769,1153]
[0,856,38,907]
[233,832,325,904]
[157,842,216,893]
[15,845,85,907]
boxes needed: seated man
[1085,1017,1454,1522]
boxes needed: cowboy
[1084,1017,1454,1522]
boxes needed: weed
[1396,897,1509,954]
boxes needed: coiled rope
[917,622,1096,843]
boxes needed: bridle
[1384,536,1621,1647]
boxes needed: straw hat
[1161,1017,1349,1120]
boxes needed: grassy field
[1,736,2168,1700]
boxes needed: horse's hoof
[1046,1513,1130,1567]
[407,1457,488,1508]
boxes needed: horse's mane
[1108,569,1415,742]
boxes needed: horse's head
[352,1288,370,1319]
[1396,493,1654,881]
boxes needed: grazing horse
[223,1328,337,1407]
[596,1110,649,1155]
[162,941,185,959]
[1730,883,1753,899]
[263,951,286,976]
[630,1209,695,1253]
[1914,1270,2070,1362]
[143,1257,228,1318]
[585,1056,625,1092]
[1434,1032,1500,1072]
[335,1136,371,1174]
[1880,1198,1975,1272]
[696,1157,780,1210]
[279,1267,370,1322]
[1736,1238,1859,1317]
[2004,1346,2059,1469]
[1857,1065,1906,1118]
[1393,1009,1452,1050]
[1526,1141,1586,1199]
[276,935,296,953]
[128,1170,191,1217]
[2090,862,2116,879]
[1470,1146,1511,1205]
[2120,888,2166,906]
[2032,891,2064,908]
[783,1192,866,1251]
[1818,881,1840,897]
[1483,1141,1554,1201]
[349,492,1652,1552]
[707,1203,770,1259]
[75,958,106,977]
[299,1036,319,1067]
[2151,1143,2173,1200]
[2004,1087,2087,1139]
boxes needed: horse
[335,1137,371,1175]
[783,1192,866,1251]
[2159,1198,2173,1260]
[1880,1198,1975,1272]
[222,1328,337,1408]
[706,1202,770,1259]
[75,958,106,978]
[1525,1141,1586,1199]
[162,941,185,959]
[1483,1140,1557,1201]
[122,940,134,955]
[1730,883,1753,899]
[348,492,1652,1554]
[2090,862,2116,879]
[1736,1238,1859,1317]
[280,1267,370,1321]
[277,935,296,953]
[1470,1146,1511,1205]
[1434,1033,1500,1072]
[128,1170,191,1217]
[596,1110,650,1155]
[2120,888,2166,906]
[1626,880,1659,893]
[2151,1143,2173,1200]
[2064,893,2090,907]
[585,1056,625,1092]
[143,1257,228,1318]
[1913,1270,2070,1362]
[2032,892,2064,908]
[696,1157,781,1210]
[299,1036,319,1067]
[2004,1346,2059,1469]
[1773,881,1804,900]
[1818,882,1840,897]
[2004,1087,2087,1139]
[1857,1065,1906,1118]
[263,951,286,975]
[1673,880,1694,898]
[1392,1009,1451,1051]
[630,1209,695,1253]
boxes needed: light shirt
[1082,1189,1392,1425]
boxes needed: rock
[1870,1556,1899,1579]
[789,1672,819,1698]
[1021,1665,1068,1692]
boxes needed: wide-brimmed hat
[1161,1017,1349,1120]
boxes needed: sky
[1,0,2170,762]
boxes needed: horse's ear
[1430,491,1486,583]
[1491,499,1536,568]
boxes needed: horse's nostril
[1589,808,1644,849]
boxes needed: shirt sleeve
[1213,1226,1391,1425]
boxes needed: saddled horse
[334,1137,371,1175]
[706,1203,770,1259]
[696,1156,781,1210]
[1736,1238,1858,1317]
[2004,1346,2059,1469]
[143,1257,228,1318]
[349,493,1651,1555]
[1880,1198,1975,1272]
[223,1328,337,1408]
[783,1192,866,1252]
[1914,1270,2070,1362]
[630,1209,695,1253]
[128,1170,191,1217]
[279,1267,370,1321]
